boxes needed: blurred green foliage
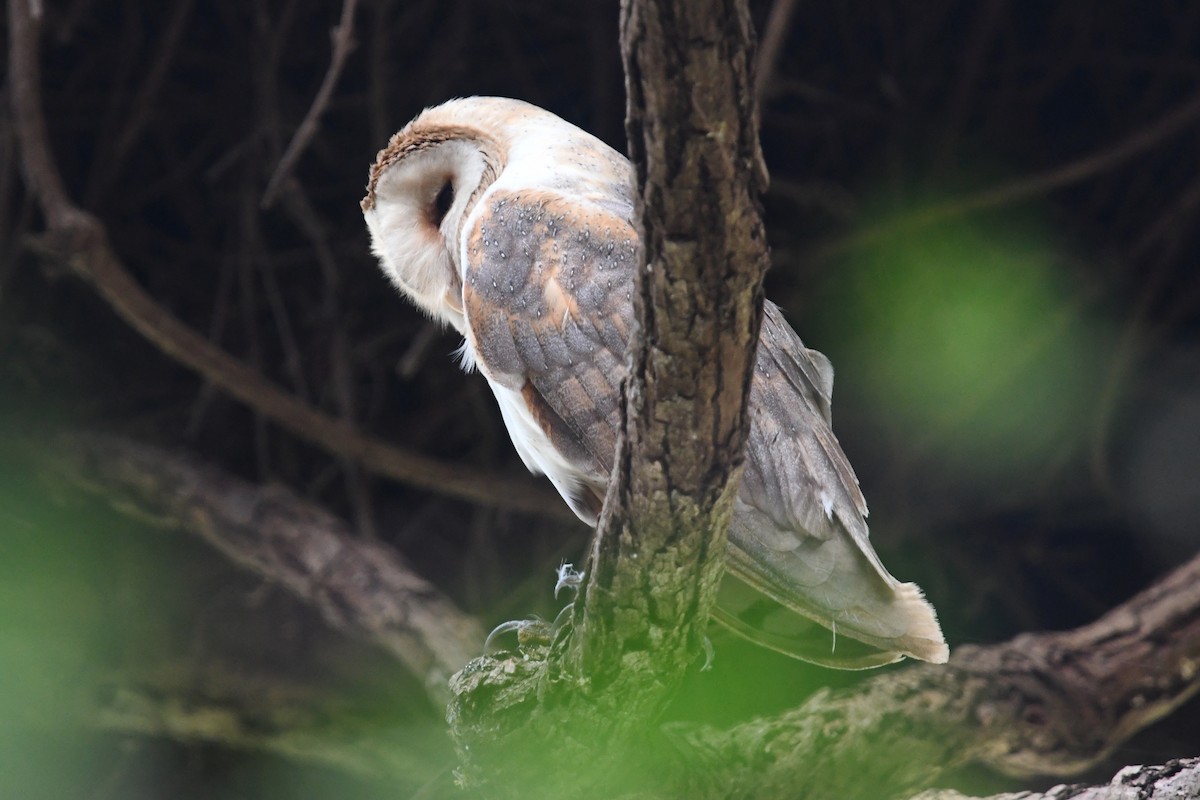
[817,213,1110,487]
[0,455,124,797]
[0,445,442,799]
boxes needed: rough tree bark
[665,552,1200,798]
[43,431,483,707]
[566,0,770,713]
[912,758,1200,800]
[444,0,771,796]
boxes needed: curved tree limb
[666,553,1200,799]
[755,0,800,100]
[43,430,486,706]
[92,665,452,787]
[8,0,78,229]
[5,0,570,520]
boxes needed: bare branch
[755,0,799,100]
[93,668,451,786]
[281,179,379,538]
[44,430,486,705]
[810,88,1200,262]
[90,0,198,203]
[7,0,79,228]
[667,553,1200,798]
[260,0,360,208]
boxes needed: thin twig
[86,0,197,206]
[397,320,440,379]
[281,177,379,538]
[931,0,1008,174]
[1087,180,1200,496]
[808,88,1200,262]
[235,177,275,478]
[110,0,198,166]
[184,252,238,438]
[755,0,799,100]
[260,0,359,208]
[7,0,76,228]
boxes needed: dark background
[2,1,1199,797]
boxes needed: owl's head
[364,97,633,332]
[361,102,508,332]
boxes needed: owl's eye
[433,180,455,224]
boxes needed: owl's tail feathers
[720,512,949,668]
[885,581,950,663]
[713,575,948,669]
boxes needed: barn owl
[362,97,948,667]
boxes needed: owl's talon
[550,601,574,636]
[484,620,526,653]
[484,618,552,653]
[554,561,584,599]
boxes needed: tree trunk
[445,0,771,796]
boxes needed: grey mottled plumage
[362,97,948,667]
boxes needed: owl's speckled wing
[461,185,946,665]
[726,305,937,666]
[462,188,634,522]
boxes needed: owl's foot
[554,561,584,598]
[550,562,584,636]
[484,563,586,654]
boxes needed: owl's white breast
[450,106,630,526]
[457,332,599,525]
[490,379,600,525]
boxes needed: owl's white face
[363,136,495,333]
[362,98,633,336]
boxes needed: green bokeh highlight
[817,213,1108,484]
